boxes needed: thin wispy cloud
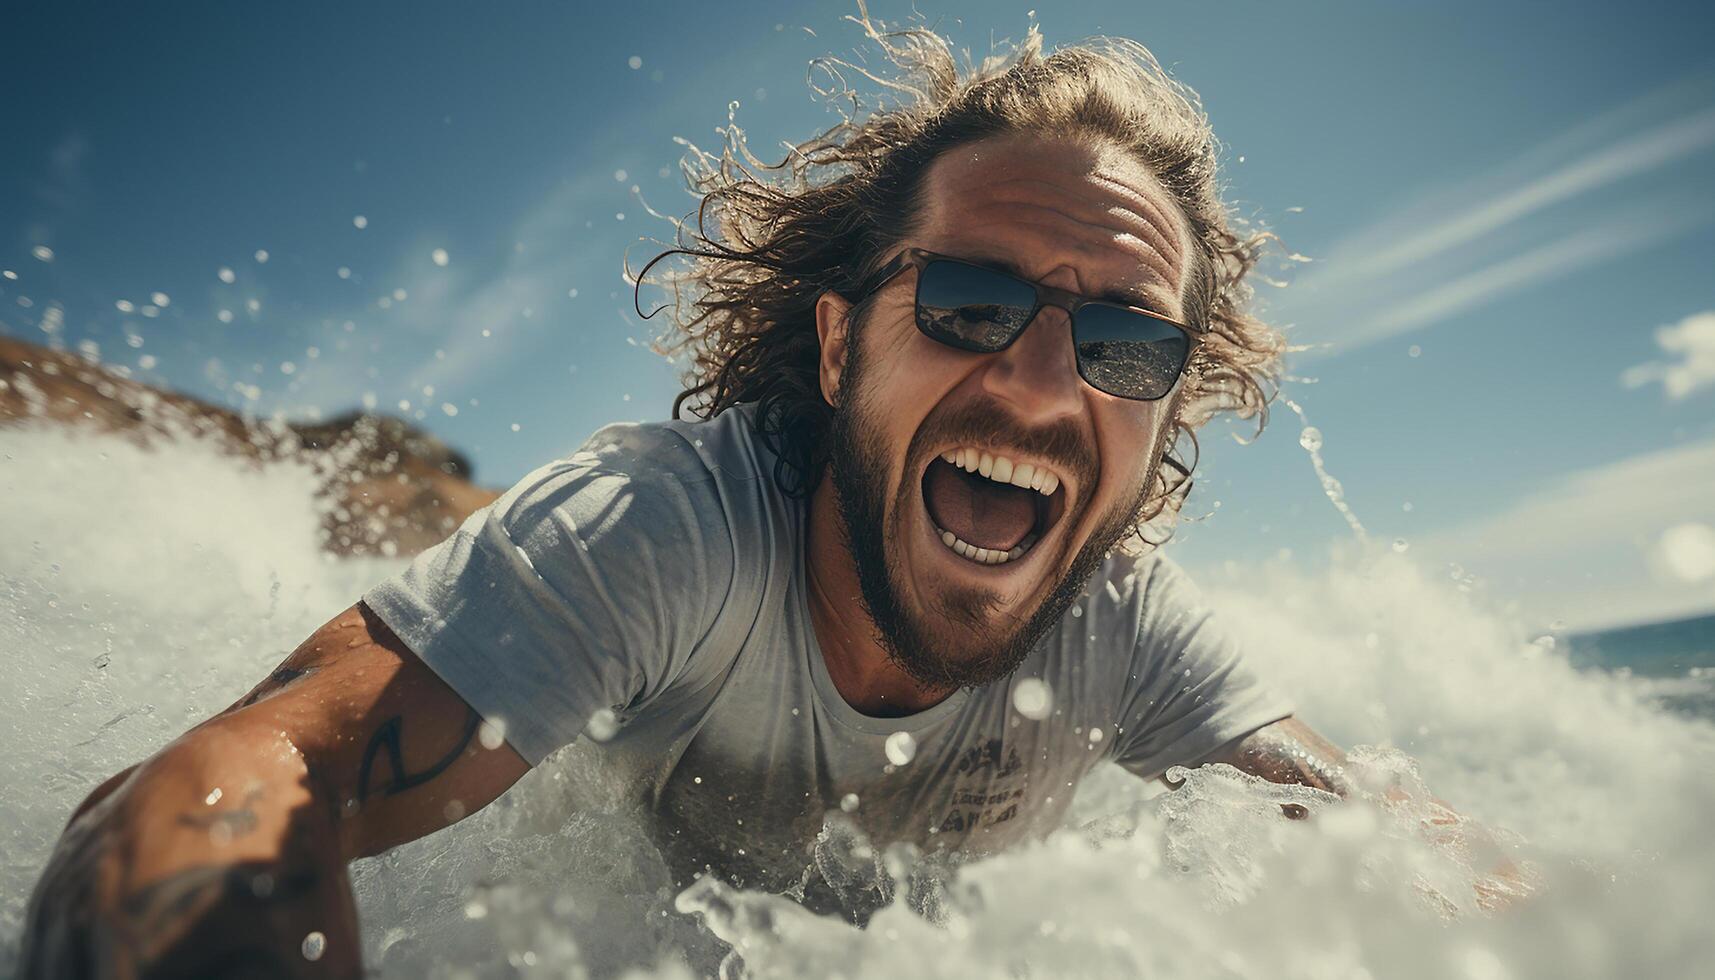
[1286,73,1715,359]
[1363,201,1715,340]
[1321,107,1715,286]
[260,167,652,423]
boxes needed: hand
[20,752,362,978]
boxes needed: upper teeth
[939,448,1060,496]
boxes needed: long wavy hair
[637,10,1283,544]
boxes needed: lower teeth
[937,527,1036,565]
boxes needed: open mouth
[920,448,1068,566]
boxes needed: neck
[804,474,957,717]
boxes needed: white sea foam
[2,423,1713,977]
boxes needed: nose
[976,301,1086,425]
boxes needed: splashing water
[3,422,1714,978]
[1284,397,1367,539]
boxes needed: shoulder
[655,402,778,489]
[498,407,773,533]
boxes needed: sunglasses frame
[849,247,1199,402]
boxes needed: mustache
[908,400,1096,490]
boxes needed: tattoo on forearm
[356,708,481,801]
[116,862,321,974]
[175,788,264,838]
[240,666,310,707]
[123,863,316,927]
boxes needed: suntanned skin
[807,134,1189,716]
[22,133,1483,976]
[20,604,530,977]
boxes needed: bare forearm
[1209,717,1356,798]
[21,719,362,977]
[1204,716,1532,909]
[22,602,528,976]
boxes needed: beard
[824,323,1154,691]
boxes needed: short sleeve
[361,424,736,765]
[1108,556,1292,780]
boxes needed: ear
[814,290,854,408]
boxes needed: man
[23,24,1372,977]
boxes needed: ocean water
[3,421,1714,979]
[1567,614,1715,721]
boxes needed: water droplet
[353,215,368,229]
[1299,426,1323,452]
[1012,678,1053,720]
[301,931,325,961]
[253,249,269,263]
[1392,538,1409,553]
[586,707,620,741]
[218,266,236,283]
[150,292,170,307]
[205,787,223,805]
[115,299,135,313]
[431,248,449,267]
[884,731,917,766]
[840,793,859,812]
[31,245,54,262]
[1408,345,1422,358]
[478,717,508,750]
[627,55,643,69]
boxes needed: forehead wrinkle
[956,203,1182,298]
[980,171,1188,268]
[1083,171,1189,263]
[973,183,1186,288]
[978,196,1185,288]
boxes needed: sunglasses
[851,248,1198,401]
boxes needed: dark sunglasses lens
[916,260,1038,351]
[1073,304,1191,400]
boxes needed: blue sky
[4,1,1713,631]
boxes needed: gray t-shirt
[363,405,1291,900]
